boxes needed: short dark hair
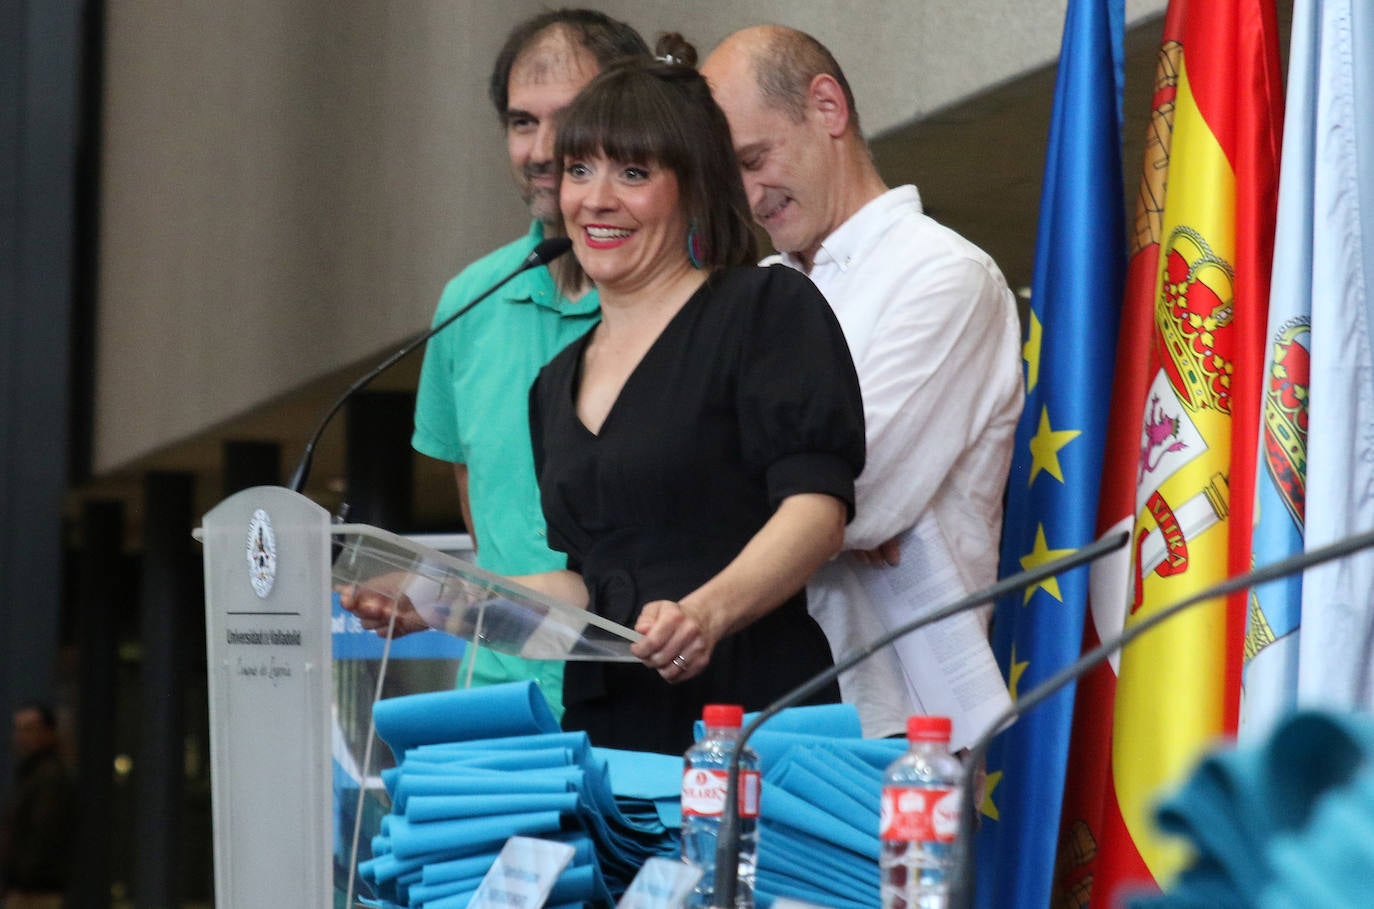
[489,9,650,118]
[555,36,758,270]
[752,27,860,134]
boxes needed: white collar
[779,185,924,273]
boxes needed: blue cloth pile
[353,682,906,909]
[355,682,679,908]
[715,706,906,909]
[1132,710,1374,908]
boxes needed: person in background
[702,26,1023,739]
[1,703,74,909]
[525,34,866,755]
[402,10,649,718]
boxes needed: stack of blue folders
[356,682,905,909]
[356,681,679,908]
[691,705,907,909]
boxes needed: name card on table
[616,857,703,909]
[469,836,577,909]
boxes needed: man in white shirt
[702,26,1023,740]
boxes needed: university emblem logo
[246,508,277,599]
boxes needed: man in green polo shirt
[411,11,648,719]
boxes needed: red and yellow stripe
[1055,0,1281,903]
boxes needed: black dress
[529,265,866,754]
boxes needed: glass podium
[330,521,640,662]
[198,486,638,909]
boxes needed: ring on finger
[672,654,689,670]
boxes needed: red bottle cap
[703,704,744,728]
[906,715,952,742]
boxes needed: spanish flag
[1053,1,1282,904]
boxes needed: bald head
[704,25,860,133]
[702,26,885,270]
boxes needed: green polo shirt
[413,221,599,718]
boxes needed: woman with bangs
[528,35,867,755]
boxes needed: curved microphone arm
[287,236,573,493]
[949,525,1374,909]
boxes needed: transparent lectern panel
[332,587,472,908]
[330,523,640,662]
[327,526,640,906]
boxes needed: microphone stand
[287,237,572,493]
[949,525,1374,909]
[709,528,1131,908]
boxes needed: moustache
[523,162,556,182]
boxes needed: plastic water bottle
[681,703,760,908]
[880,715,963,909]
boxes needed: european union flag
[975,1,1126,906]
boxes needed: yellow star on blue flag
[1024,310,1044,393]
[1028,406,1082,486]
[1019,525,1078,604]
[1008,643,1031,700]
[981,770,1004,822]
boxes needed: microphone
[710,528,1132,909]
[287,237,573,493]
[948,525,1374,909]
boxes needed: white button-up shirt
[769,185,1023,738]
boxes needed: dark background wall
[0,0,88,786]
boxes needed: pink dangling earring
[686,223,704,269]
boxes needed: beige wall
[95,0,1166,474]
[610,0,1165,135]
[97,1,520,472]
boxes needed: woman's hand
[630,493,847,684]
[336,572,433,638]
[632,599,717,683]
